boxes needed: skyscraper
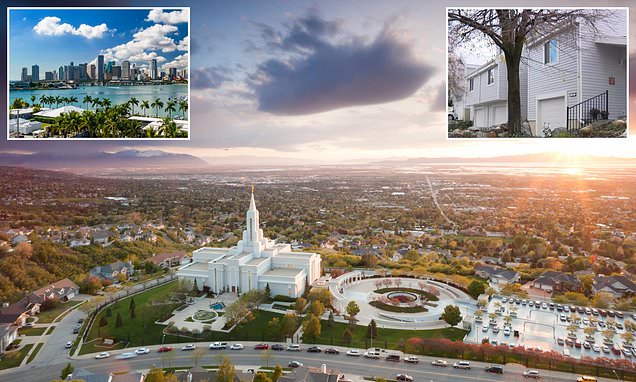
[89,64,96,80]
[59,66,65,81]
[79,63,88,81]
[21,67,28,82]
[45,72,54,81]
[31,65,39,82]
[97,55,104,81]
[151,59,158,80]
[122,60,130,80]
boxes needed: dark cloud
[250,14,434,115]
[431,82,447,112]
[190,66,230,89]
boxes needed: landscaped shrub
[273,295,297,303]
[369,300,427,313]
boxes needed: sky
[9,8,189,80]
[2,0,636,165]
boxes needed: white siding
[465,62,506,106]
[579,18,627,120]
[527,25,579,121]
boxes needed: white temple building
[176,190,321,297]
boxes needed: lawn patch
[0,344,33,370]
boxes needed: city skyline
[9,8,189,81]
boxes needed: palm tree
[178,99,188,119]
[140,100,150,117]
[129,97,139,116]
[83,95,92,110]
[30,95,36,107]
[102,98,112,109]
[164,100,176,118]
[54,95,61,108]
[151,98,163,117]
[69,96,78,106]
[39,95,47,107]
[92,97,101,111]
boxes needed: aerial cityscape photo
[8,8,190,139]
[0,1,636,382]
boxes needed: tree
[151,98,164,118]
[60,362,74,379]
[303,314,322,343]
[129,97,139,115]
[264,283,272,300]
[99,316,108,327]
[310,300,325,317]
[268,317,281,339]
[261,348,275,368]
[343,328,353,345]
[346,301,360,322]
[294,297,307,315]
[217,356,237,382]
[367,319,377,340]
[280,313,298,339]
[141,100,150,117]
[441,305,462,327]
[254,372,272,382]
[116,312,123,328]
[193,278,199,293]
[145,367,171,382]
[448,9,608,136]
[327,310,335,328]
[467,280,486,298]
[191,347,205,367]
[130,297,136,319]
[272,364,283,382]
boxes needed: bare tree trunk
[505,57,522,137]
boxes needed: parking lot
[465,295,636,363]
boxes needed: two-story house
[526,14,627,136]
[464,55,528,129]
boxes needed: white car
[134,348,150,355]
[503,327,511,336]
[116,352,137,360]
[364,351,380,359]
[346,349,361,357]
[65,341,72,349]
[230,343,244,350]
[95,352,111,359]
[523,370,541,379]
[592,345,601,352]
[492,327,500,334]
[181,344,196,351]
[286,344,301,351]
[209,342,228,350]
[404,356,419,364]
[482,324,489,332]
[453,361,471,369]
[431,359,447,367]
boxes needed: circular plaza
[329,272,476,329]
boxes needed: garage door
[474,108,486,127]
[538,96,565,136]
[493,104,507,126]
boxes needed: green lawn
[18,327,47,336]
[36,300,83,323]
[314,320,467,350]
[82,281,180,353]
[26,343,43,364]
[0,344,33,370]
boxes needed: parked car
[386,354,400,362]
[95,352,110,359]
[288,361,303,368]
[431,359,447,367]
[135,348,150,355]
[230,344,244,350]
[404,356,419,364]
[583,341,591,350]
[73,328,79,334]
[181,344,196,351]
[485,365,503,374]
[592,344,601,352]
[77,318,84,324]
[209,342,228,350]
[346,349,361,357]
[157,346,172,353]
[396,374,413,382]
[116,352,137,360]
[271,344,284,351]
[325,348,340,354]
[575,340,582,348]
[254,343,270,350]
[602,345,610,354]
[65,341,72,349]
[523,370,541,379]
[286,344,301,351]
[577,376,597,382]
[503,327,511,336]
[307,346,322,353]
[557,337,565,345]
[447,107,458,121]
[616,311,624,319]
[453,361,471,369]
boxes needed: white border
[446,6,629,140]
[7,6,191,141]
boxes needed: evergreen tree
[327,311,335,328]
[116,312,123,328]
[130,297,136,319]
[193,278,199,293]
[264,283,272,300]
[367,319,377,339]
[343,328,353,345]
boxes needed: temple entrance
[231,286,236,292]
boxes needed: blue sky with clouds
[9,8,188,80]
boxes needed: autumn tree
[294,297,307,315]
[272,364,283,382]
[217,356,237,382]
[254,372,272,382]
[441,305,463,327]
[346,301,360,324]
[310,300,325,317]
[303,314,322,343]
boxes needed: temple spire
[249,185,256,211]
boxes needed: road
[426,176,455,227]
[3,341,621,382]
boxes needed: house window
[469,78,474,91]
[544,39,558,64]
[487,68,494,85]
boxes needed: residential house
[278,365,343,382]
[70,238,91,247]
[0,296,40,326]
[179,254,192,266]
[11,234,29,246]
[475,265,520,286]
[146,252,186,269]
[531,271,581,293]
[68,369,145,382]
[90,261,134,281]
[449,57,479,120]
[525,13,627,136]
[0,323,18,354]
[92,229,111,245]
[175,366,254,382]
[464,54,528,129]
[592,275,636,298]
[31,278,79,303]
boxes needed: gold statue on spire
[251,184,254,194]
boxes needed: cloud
[101,24,180,65]
[146,9,189,24]
[33,16,110,39]
[177,36,189,51]
[250,13,434,115]
[163,53,189,70]
[191,66,230,89]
